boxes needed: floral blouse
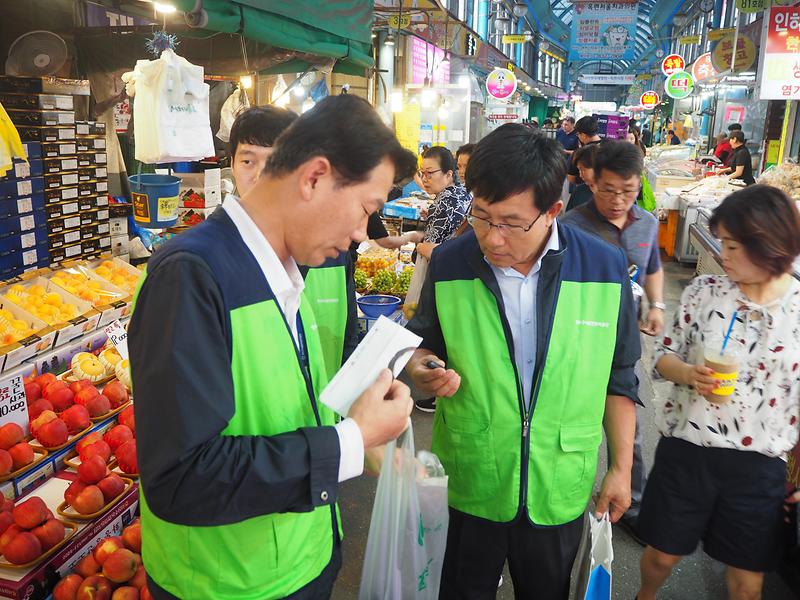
[654,274,800,459]
[423,183,472,244]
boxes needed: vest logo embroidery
[575,319,610,328]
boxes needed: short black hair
[456,143,476,159]
[465,123,566,211]
[573,143,598,168]
[593,140,644,181]
[265,95,417,185]
[668,129,675,135]
[709,185,800,276]
[563,116,576,125]
[728,123,743,131]
[229,106,297,158]
[730,130,746,144]
[575,116,599,136]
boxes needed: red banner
[767,6,800,54]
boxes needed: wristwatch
[651,302,667,311]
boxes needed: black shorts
[637,436,787,573]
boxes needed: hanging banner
[711,33,756,72]
[691,52,719,81]
[661,54,686,76]
[679,35,702,45]
[569,0,639,61]
[579,74,637,85]
[736,0,767,13]
[486,68,518,100]
[760,6,800,99]
[640,90,660,109]
[709,27,735,41]
[664,71,695,99]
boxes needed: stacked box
[75,121,109,261]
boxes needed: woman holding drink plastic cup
[636,185,800,600]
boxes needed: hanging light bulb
[302,98,316,113]
[385,32,396,46]
[293,85,307,99]
[239,75,253,90]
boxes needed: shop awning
[173,0,374,75]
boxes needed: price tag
[15,163,30,179]
[76,123,89,135]
[17,181,32,196]
[58,112,74,125]
[65,230,80,244]
[0,376,30,433]
[103,320,129,360]
[65,216,80,229]
[58,128,74,140]
[62,187,78,200]
[65,244,81,258]
[17,198,32,214]
[23,249,37,266]
[19,216,35,231]
[20,233,35,248]
[64,159,77,171]
[64,202,79,214]
[63,174,79,186]
[61,144,76,155]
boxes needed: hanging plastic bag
[402,255,428,320]
[217,86,250,143]
[573,513,614,600]
[359,422,448,600]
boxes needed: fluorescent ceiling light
[154,2,177,13]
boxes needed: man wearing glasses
[405,124,641,599]
[562,140,664,544]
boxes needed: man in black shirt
[567,116,602,185]
[718,131,755,185]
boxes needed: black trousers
[440,508,584,600]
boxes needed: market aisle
[334,259,798,600]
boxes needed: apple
[121,522,141,553]
[61,405,90,434]
[0,449,12,476]
[114,440,137,475]
[42,380,67,400]
[3,530,42,564]
[72,485,104,515]
[74,386,100,407]
[78,455,107,485]
[12,496,48,529]
[36,418,69,448]
[24,381,41,403]
[77,575,112,600]
[102,548,138,583]
[64,480,87,507]
[103,425,133,452]
[31,518,65,551]
[97,474,125,504]
[49,387,75,413]
[0,511,14,536]
[129,566,147,589]
[35,373,56,389]
[112,586,139,600]
[85,395,111,418]
[69,380,93,395]
[79,440,111,464]
[74,552,101,577]
[0,424,23,452]
[103,381,129,409]
[8,443,33,471]
[30,410,57,437]
[53,573,84,600]
[93,536,124,565]
[76,432,102,454]
[118,406,134,434]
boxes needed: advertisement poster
[409,37,450,86]
[711,33,756,72]
[759,6,800,99]
[569,1,639,61]
[486,68,518,100]
[691,52,719,82]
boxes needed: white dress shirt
[488,221,560,409]
[223,196,364,482]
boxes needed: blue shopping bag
[574,513,613,600]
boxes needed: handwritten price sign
[2,376,30,434]
[103,320,129,360]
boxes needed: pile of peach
[0,496,66,564]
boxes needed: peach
[65,480,87,507]
[0,449,12,476]
[9,442,34,471]
[35,373,57,389]
[80,440,112,464]
[93,536,124,565]
[121,522,141,553]
[30,409,57,436]
[28,398,53,420]
[77,575,112,600]
[112,587,139,600]
[0,524,21,554]
[103,426,133,452]
[72,485,104,515]
[129,566,146,589]
[118,406,134,433]
[24,381,41,403]
[0,423,24,451]
[53,573,84,600]
[103,381,129,409]
[85,395,111,418]
[102,548,137,583]
[74,386,100,407]
[3,530,42,564]
[0,511,13,536]
[43,380,67,400]
[61,405,90,434]
[78,455,107,485]
[12,496,48,529]
[0,497,13,513]
[49,387,75,413]
[36,418,69,448]
[32,518,65,550]
[98,474,125,504]
[74,552,101,577]
[69,380,93,395]
[76,432,102,454]
[114,440,137,475]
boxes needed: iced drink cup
[703,347,740,404]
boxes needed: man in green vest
[405,124,641,599]
[129,95,417,600]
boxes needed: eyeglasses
[467,211,543,238]
[418,169,442,180]
[595,188,639,200]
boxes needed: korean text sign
[569,1,639,61]
[760,6,800,99]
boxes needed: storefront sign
[395,102,422,153]
[679,35,701,45]
[502,34,529,44]
[579,74,636,85]
[736,0,766,13]
[486,68,518,100]
[569,0,639,61]
[661,54,686,76]
[708,28,735,41]
[388,14,412,29]
[487,113,522,121]
[640,90,660,109]
[664,71,695,99]
[84,2,152,27]
[410,37,450,86]
[691,52,719,81]
[760,6,800,99]
[711,33,756,72]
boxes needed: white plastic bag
[573,513,613,600]
[402,255,428,318]
[359,422,448,600]
[216,87,250,142]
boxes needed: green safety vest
[303,264,348,380]
[139,292,338,599]
[433,279,620,525]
